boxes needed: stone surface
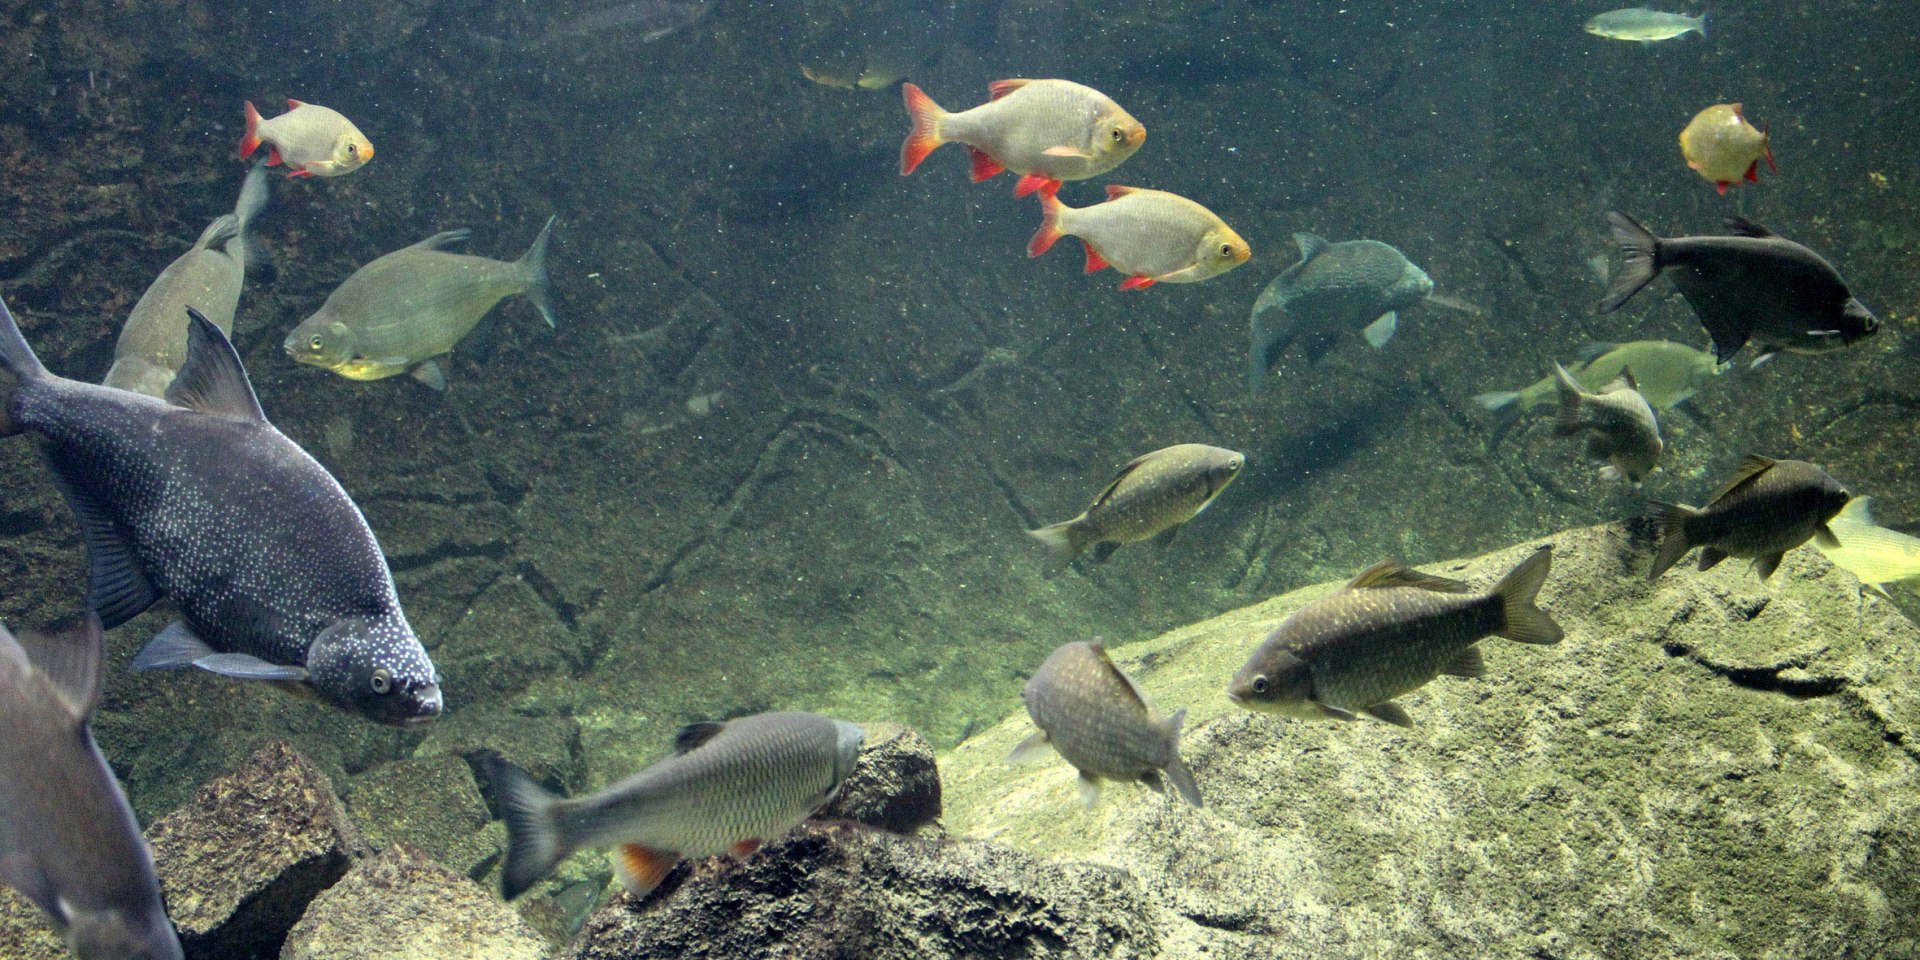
[0,888,66,960]
[820,721,943,835]
[344,754,500,878]
[280,843,550,960]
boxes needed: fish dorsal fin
[1292,233,1331,263]
[1706,454,1778,506]
[1346,559,1473,593]
[1722,216,1779,240]
[287,98,306,110]
[12,616,105,724]
[1087,640,1153,712]
[987,78,1032,100]
[1089,455,1153,510]
[166,308,267,422]
[411,229,473,253]
[674,720,728,754]
[1610,365,1640,393]
[1105,185,1142,200]
[1577,341,1619,364]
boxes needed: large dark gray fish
[1598,212,1879,366]
[1027,443,1244,579]
[1648,455,1851,582]
[1247,234,1435,395]
[488,710,864,900]
[1010,639,1201,808]
[1551,363,1662,483]
[0,614,182,960]
[1228,547,1562,727]
[0,296,441,726]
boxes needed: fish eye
[370,668,392,695]
[1251,675,1269,695]
[1220,243,1234,257]
[309,335,324,350]
[1111,128,1124,142]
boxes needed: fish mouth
[1127,126,1147,147]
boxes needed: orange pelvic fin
[730,838,763,856]
[968,147,1005,182]
[1120,275,1156,291]
[1027,190,1067,258]
[899,83,945,176]
[1014,174,1060,198]
[1715,181,1731,195]
[286,167,312,179]
[265,147,284,167]
[987,78,1031,101]
[1083,244,1109,274]
[614,844,678,898]
[238,101,263,160]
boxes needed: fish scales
[1063,190,1239,280]
[1027,444,1243,578]
[1248,235,1432,393]
[1024,642,1176,780]
[1281,587,1502,711]
[943,82,1124,178]
[1650,457,1851,581]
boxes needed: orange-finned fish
[1678,103,1774,195]
[1028,186,1250,290]
[238,99,374,179]
[899,79,1144,198]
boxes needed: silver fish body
[1027,443,1244,578]
[1650,456,1851,581]
[1011,639,1201,808]
[1584,8,1705,42]
[1249,234,1433,394]
[1474,340,1722,415]
[1551,363,1662,482]
[1816,497,1920,595]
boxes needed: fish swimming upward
[1028,186,1249,290]
[900,78,1145,198]
[1551,363,1662,483]
[1246,234,1435,395]
[1473,340,1722,418]
[0,296,441,727]
[1009,639,1202,809]
[238,99,374,178]
[1027,443,1244,578]
[1649,455,1852,582]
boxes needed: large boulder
[280,843,551,960]
[820,721,943,835]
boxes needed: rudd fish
[487,711,865,900]
[1649,455,1851,582]
[1028,186,1249,290]
[1679,103,1775,195]
[1246,234,1436,394]
[1815,497,1920,597]
[238,99,373,178]
[1027,443,1244,578]
[0,296,441,726]
[1599,212,1878,366]
[1009,639,1201,809]
[1583,8,1705,42]
[0,615,182,960]
[1551,363,1662,483]
[1228,547,1563,727]
[900,78,1145,198]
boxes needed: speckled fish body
[1816,497,1920,595]
[1029,186,1250,290]
[1027,443,1244,578]
[901,78,1145,196]
[0,616,182,960]
[1247,234,1433,394]
[1012,640,1201,808]
[1551,364,1662,482]
[1228,548,1562,727]
[105,163,270,399]
[489,711,865,899]
[1650,456,1852,581]
[1473,340,1721,415]
[0,297,441,727]
[1680,103,1774,193]
[238,99,373,178]
[1584,8,1705,42]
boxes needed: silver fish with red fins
[900,78,1145,198]
[1029,186,1250,290]
[239,99,374,178]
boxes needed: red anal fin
[1715,181,1731,195]
[265,147,284,167]
[614,844,678,897]
[1083,243,1109,274]
[287,168,314,179]
[730,839,763,856]
[1743,160,1759,184]
[1014,173,1060,198]
[1120,275,1156,291]
[968,147,1005,183]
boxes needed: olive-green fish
[1583,8,1705,43]
[1551,363,1662,483]
[284,217,556,390]
[1815,497,1920,597]
[1009,639,1201,809]
[1029,186,1250,290]
[1649,455,1851,582]
[1473,340,1722,416]
[1228,547,1563,727]
[1027,443,1244,578]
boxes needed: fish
[1246,234,1434,395]
[0,614,183,960]
[1028,186,1250,291]
[1008,639,1202,809]
[238,99,373,178]
[1598,212,1879,366]
[1815,497,1920,597]
[1027,443,1245,579]
[104,162,271,399]
[487,710,865,900]
[1648,455,1852,582]
[538,0,713,44]
[1583,8,1706,42]
[284,217,556,391]
[1473,340,1722,416]
[1227,547,1563,727]
[901,79,1146,198]
[1550,363,1663,482]
[0,296,442,726]
[1679,103,1776,194]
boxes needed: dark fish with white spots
[1247,234,1441,395]
[1228,547,1562,727]
[1027,443,1244,578]
[1648,455,1851,582]
[1551,363,1662,482]
[1598,212,1879,366]
[0,296,441,726]
[1009,639,1201,808]
[0,614,182,960]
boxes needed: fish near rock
[901,79,1145,198]
[1680,103,1775,194]
[1028,187,1249,291]
[1009,639,1202,809]
[1815,497,1920,597]
[0,614,183,960]
[1246,234,1434,395]
[1473,339,1722,417]
[1649,455,1851,582]
[1027,443,1244,579]
[238,99,373,178]
[1599,212,1879,366]
[1551,363,1662,482]
[0,297,442,727]
[1584,8,1705,42]
[1228,547,1563,727]
[284,217,556,391]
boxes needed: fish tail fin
[0,295,48,433]
[1492,546,1563,644]
[518,216,558,328]
[1473,390,1521,411]
[1027,190,1068,258]
[1648,501,1700,582]
[486,755,573,900]
[1160,709,1204,808]
[238,100,264,160]
[1550,364,1586,437]
[1027,517,1089,579]
[1598,212,1661,313]
[899,83,946,176]
[1694,11,1706,37]
[231,160,276,281]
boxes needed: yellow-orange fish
[239,99,374,179]
[1028,186,1250,290]
[900,79,1144,198]
[1679,103,1774,194]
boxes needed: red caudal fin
[899,83,946,176]
[614,844,678,898]
[1083,244,1109,273]
[1014,173,1061,198]
[1027,190,1067,258]
[238,101,263,160]
[968,147,1005,182]
[1120,275,1156,291]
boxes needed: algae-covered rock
[279,843,550,960]
[0,888,66,960]
[820,721,943,834]
[344,754,500,878]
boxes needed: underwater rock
[280,843,551,960]
[344,754,500,878]
[819,721,943,834]
[0,889,66,960]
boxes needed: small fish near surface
[0,614,183,960]
[1598,212,1879,366]
[238,99,373,178]
[1027,443,1244,579]
[1584,7,1706,43]
[1473,339,1723,418]
[901,78,1145,198]
[0,296,442,727]
[1028,186,1249,290]
[487,710,865,900]
[538,0,714,46]
[1679,103,1775,195]
[1246,234,1435,395]
[1009,639,1202,809]
[1551,363,1663,483]
[1649,455,1851,582]
[1815,497,1920,597]
[1228,547,1563,728]
[284,217,557,391]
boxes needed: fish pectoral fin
[1007,730,1055,764]
[10,616,106,724]
[131,621,220,671]
[1364,702,1415,728]
[1151,526,1180,548]
[45,467,160,630]
[167,309,268,422]
[1813,524,1841,549]
[613,844,678,898]
[1089,541,1122,564]
[1315,701,1360,722]
[1752,553,1785,581]
[1696,546,1730,572]
[191,652,311,682]
[1040,144,1093,158]
[730,839,763,857]
[411,360,448,392]
[1076,773,1102,809]
[1362,311,1399,348]
[1139,770,1166,795]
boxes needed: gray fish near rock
[1551,363,1662,482]
[0,296,441,727]
[1228,547,1563,727]
[1027,443,1244,578]
[1598,212,1879,366]
[488,710,865,900]
[1009,639,1202,808]
[0,614,182,960]
[1648,455,1851,582]
[1247,234,1436,395]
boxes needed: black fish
[0,297,441,726]
[1598,212,1878,366]
[1648,455,1851,582]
